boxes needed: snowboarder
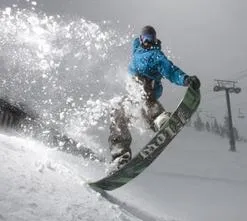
[108,25,200,169]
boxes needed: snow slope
[0,133,169,221]
[1,128,247,221]
[111,128,247,221]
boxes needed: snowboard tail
[89,86,201,191]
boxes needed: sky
[18,0,247,79]
[30,0,247,131]
[1,0,247,79]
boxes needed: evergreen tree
[190,112,246,143]
[222,115,240,141]
[186,119,192,127]
[205,121,211,132]
[193,114,205,131]
[233,127,239,141]
[223,115,230,137]
[212,118,220,135]
[219,125,226,137]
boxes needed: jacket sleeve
[131,38,140,54]
[128,61,136,76]
[157,52,187,86]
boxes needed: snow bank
[0,134,164,221]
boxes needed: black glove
[184,75,201,90]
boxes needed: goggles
[140,34,156,44]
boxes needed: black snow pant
[108,76,165,161]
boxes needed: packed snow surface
[1,128,247,221]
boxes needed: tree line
[190,113,247,143]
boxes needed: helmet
[140,25,156,44]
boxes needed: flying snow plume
[0,6,137,152]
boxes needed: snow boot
[112,150,131,169]
[153,111,171,131]
[110,142,132,170]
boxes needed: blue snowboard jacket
[128,38,188,99]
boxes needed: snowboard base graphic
[89,86,201,191]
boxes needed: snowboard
[89,85,201,191]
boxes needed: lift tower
[213,80,241,152]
